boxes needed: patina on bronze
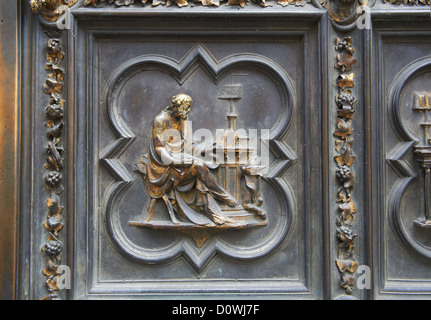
[131,94,267,247]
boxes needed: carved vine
[29,0,431,27]
[41,38,66,300]
[83,0,310,7]
[29,0,313,20]
[334,36,358,295]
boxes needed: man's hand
[172,153,194,166]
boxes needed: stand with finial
[216,85,267,220]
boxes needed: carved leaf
[150,0,166,5]
[45,275,60,291]
[337,73,354,90]
[338,201,356,225]
[336,52,357,73]
[334,150,355,167]
[278,0,306,6]
[114,0,135,4]
[294,0,307,6]
[46,67,65,82]
[254,0,270,7]
[42,259,58,277]
[335,140,344,153]
[277,0,289,6]
[47,193,61,214]
[336,188,351,204]
[340,273,355,294]
[43,79,63,95]
[337,226,357,248]
[339,201,356,214]
[337,108,355,119]
[84,0,100,6]
[334,118,353,140]
[336,259,358,273]
[195,0,220,6]
[47,52,64,66]
[335,139,354,154]
[167,0,188,6]
[226,0,248,7]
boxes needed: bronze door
[2,0,431,300]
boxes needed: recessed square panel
[72,17,323,298]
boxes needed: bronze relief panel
[102,44,294,265]
[70,18,323,297]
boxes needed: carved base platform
[129,211,267,248]
[414,218,431,229]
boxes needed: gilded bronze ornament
[41,38,66,300]
[334,37,358,295]
[83,0,310,7]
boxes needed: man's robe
[135,110,233,226]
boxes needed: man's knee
[194,162,210,176]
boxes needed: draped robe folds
[135,110,236,226]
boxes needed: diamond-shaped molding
[101,44,297,270]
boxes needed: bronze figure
[132,93,267,246]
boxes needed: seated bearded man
[135,93,238,226]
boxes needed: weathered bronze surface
[40,38,66,300]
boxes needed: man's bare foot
[211,213,241,227]
[224,195,237,208]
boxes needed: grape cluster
[336,165,352,183]
[336,41,347,51]
[337,226,354,242]
[48,39,61,53]
[45,240,63,256]
[336,38,353,53]
[46,171,61,187]
[336,92,355,109]
[45,104,63,119]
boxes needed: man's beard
[178,109,189,119]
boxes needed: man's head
[168,93,193,120]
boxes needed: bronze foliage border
[334,36,358,295]
[40,37,66,300]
